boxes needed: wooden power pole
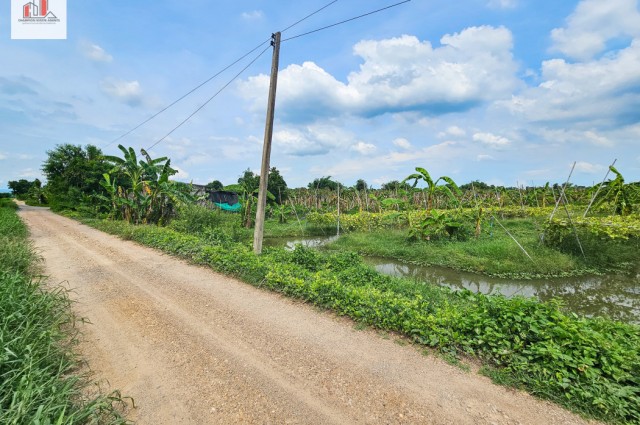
[253,32,281,254]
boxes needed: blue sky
[1,0,639,190]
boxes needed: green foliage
[308,176,341,191]
[593,166,635,216]
[268,167,288,203]
[100,144,193,225]
[42,144,110,211]
[0,201,128,423]
[408,209,470,241]
[355,179,368,191]
[402,167,461,211]
[380,180,411,191]
[205,180,224,191]
[8,179,35,197]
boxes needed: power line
[282,0,411,42]
[146,44,272,152]
[105,1,342,149]
[280,0,339,33]
[104,39,271,149]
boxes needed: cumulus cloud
[80,41,113,62]
[172,166,189,180]
[438,126,466,138]
[313,141,461,180]
[240,27,519,122]
[100,78,144,107]
[550,0,640,61]
[392,138,412,149]
[501,40,640,127]
[575,161,605,173]
[273,125,355,157]
[351,141,377,155]
[473,132,511,148]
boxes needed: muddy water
[266,236,640,323]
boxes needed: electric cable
[282,0,411,42]
[146,44,272,151]
[104,39,271,149]
[280,0,339,33]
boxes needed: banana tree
[101,144,191,224]
[402,167,461,211]
[594,166,634,216]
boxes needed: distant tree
[380,180,411,191]
[42,144,110,209]
[237,168,260,193]
[268,167,288,203]
[308,176,340,191]
[355,179,368,191]
[459,180,490,191]
[205,180,224,191]
[8,179,33,197]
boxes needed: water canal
[265,236,640,323]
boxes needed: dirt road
[19,205,595,424]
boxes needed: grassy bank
[76,212,640,424]
[0,199,127,424]
[324,223,591,279]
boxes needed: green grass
[0,199,128,424]
[76,214,640,424]
[324,219,598,278]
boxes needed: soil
[19,205,599,425]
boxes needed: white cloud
[100,79,144,107]
[241,10,263,20]
[438,126,466,138]
[313,141,461,180]
[240,27,519,122]
[0,152,7,160]
[551,0,640,61]
[477,154,495,161]
[392,138,412,149]
[273,125,354,157]
[501,40,640,127]
[351,141,377,155]
[173,166,189,180]
[487,0,517,9]
[80,41,113,62]
[575,161,605,174]
[473,132,511,148]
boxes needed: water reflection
[365,258,640,324]
[265,236,640,324]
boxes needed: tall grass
[0,199,128,423]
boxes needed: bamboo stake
[491,213,535,263]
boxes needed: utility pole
[253,32,281,254]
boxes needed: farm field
[5,145,640,423]
[16,203,600,425]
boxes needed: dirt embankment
[20,205,597,424]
